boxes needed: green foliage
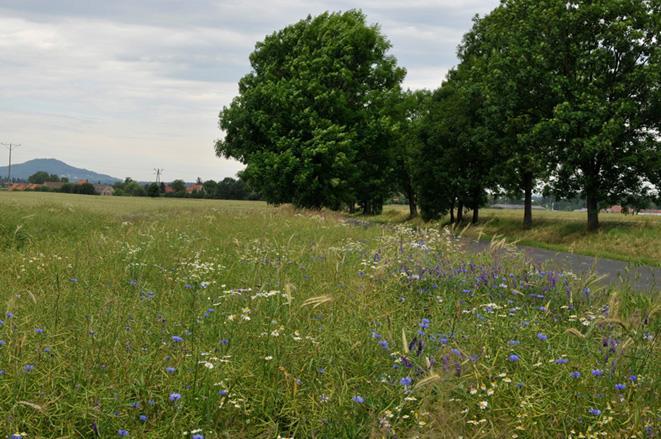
[415,70,494,222]
[544,0,660,230]
[391,89,432,217]
[114,178,147,197]
[28,171,61,184]
[171,179,186,193]
[216,10,405,211]
[146,182,160,197]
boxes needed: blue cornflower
[139,414,148,422]
[400,376,413,386]
[462,289,472,294]
[23,364,34,373]
[378,340,389,350]
[169,392,182,402]
[629,375,638,382]
[352,395,364,404]
[0,340,5,346]
[508,354,520,362]
[192,435,204,439]
[508,340,520,346]
[588,408,601,416]
[570,371,581,379]
[554,358,569,364]
[11,435,23,439]
[591,369,604,377]
[6,312,14,318]
[419,318,430,329]
[615,383,626,391]
[536,332,548,341]
[371,331,382,339]
[218,389,228,396]
[118,429,129,437]
[220,338,229,345]
[171,335,184,343]
[166,367,176,374]
[35,328,45,334]
[130,402,140,409]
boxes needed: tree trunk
[449,201,455,224]
[472,206,479,224]
[456,201,464,223]
[523,173,533,229]
[586,191,599,231]
[406,185,417,218]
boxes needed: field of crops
[0,192,658,437]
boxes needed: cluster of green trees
[216,3,659,230]
[112,177,259,200]
[27,171,69,184]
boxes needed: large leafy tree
[546,0,659,230]
[459,0,565,229]
[216,10,405,211]
[416,69,495,223]
[392,89,432,218]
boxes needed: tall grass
[0,193,658,437]
[377,206,661,266]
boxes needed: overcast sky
[0,0,499,182]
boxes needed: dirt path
[459,239,660,293]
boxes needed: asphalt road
[459,239,660,293]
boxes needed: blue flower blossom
[400,376,413,386]
[171,335,184,343]
[536,332,548,341]
[591,369,604,377]
[169,392,182,402]
[588,408,601,416]
[615,383,626,391]
[139,415,148,422]
[508,354,520,362]
[118,429,129,437]
[570,371,581,379]
[352,395,364,404]
[166,367,176,374]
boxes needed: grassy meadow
[376,206,661,267]
[0,192,659,437]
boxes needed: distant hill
[0,158,120,184]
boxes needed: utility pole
[154,168,164,195]
[1,143,21,182]
[154,168,164,185]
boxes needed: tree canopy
[216,10,405,212]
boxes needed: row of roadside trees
[216,2,659,230]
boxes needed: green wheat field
[0,192,658,438]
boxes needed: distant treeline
[113,177,260,200]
